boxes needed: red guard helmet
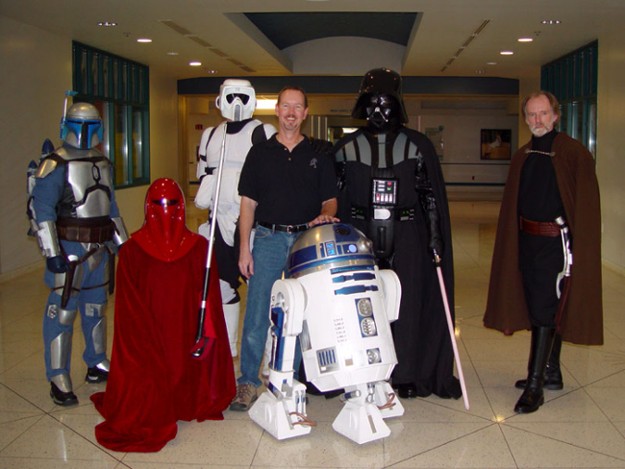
[134,178,198,261]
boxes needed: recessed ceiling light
[137,38,152,43]
[486,61,497,65]
[189,61,202,67]
[541,19,561,25]
[97,21,117,27]
[500,50,514,55]
[166,51,179,56]
[206,69,217,74]
[518,37,533,43]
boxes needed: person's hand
[308,214,340,227]
[46,255,69,273]
[238,250,254,279]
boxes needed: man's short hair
[521,91,561,119]
[277,86,308,108]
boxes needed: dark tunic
[334,127,460,398]
[518,130,566,326]
[484,132,603,345]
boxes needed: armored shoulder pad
[35,157,59,179]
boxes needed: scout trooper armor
[195,79,275,357]
[30,100,128,406]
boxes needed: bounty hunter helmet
[61,102,103,150]
[351,68,408,129]
[215,79,256,122]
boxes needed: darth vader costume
[333,68,461,399]
[91,178,235,452]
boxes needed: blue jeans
[238,225,299,387]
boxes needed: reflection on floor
[1,201,625,468]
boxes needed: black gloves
[47,255,69,273]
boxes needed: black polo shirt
[238,134,337,225]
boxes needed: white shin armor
[222,302,240,357]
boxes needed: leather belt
[257,221,309,233]
[519,216,561,237]
[57,217,115,243]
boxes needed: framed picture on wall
[480,129,511,160]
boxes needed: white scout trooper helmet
[215,79,256,122]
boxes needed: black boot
[515,333,563,390]
[514,326,556,414]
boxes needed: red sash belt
[519,216,560,237]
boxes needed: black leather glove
[46,255,69,273]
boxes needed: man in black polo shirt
[230,86,339,411]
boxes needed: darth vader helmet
[351,68,408,131]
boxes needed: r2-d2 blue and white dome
[249,223,404,444]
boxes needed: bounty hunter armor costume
[195,79,275,357]
[334,68,461,400]
[30,101,128,405]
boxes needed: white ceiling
[1,0,621,81]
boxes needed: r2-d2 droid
[249,223,404,444]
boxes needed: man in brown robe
[483,91,602,414]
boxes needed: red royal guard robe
[91,233,235,452]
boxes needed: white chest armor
[196,119,275,245]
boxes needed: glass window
[72,42,150,188]
[541,41,597,158]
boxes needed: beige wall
[597,31,625,274]
[0,16,71,278]
[0,15,178,280]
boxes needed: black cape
[334,127,460,398]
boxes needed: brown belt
[519,216,561,237]
[57,217,115,243]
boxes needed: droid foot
[332,401,390,444]
[249,388,313,440]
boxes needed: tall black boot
[514,333,563,390]
[514,326,556,414]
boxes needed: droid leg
[249,279,315,440]
[332,381,403,444]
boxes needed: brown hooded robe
[483,132,603,345]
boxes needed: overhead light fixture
[541,19,561,25]
[486,61,497,65]
[97,21,117,27]
[518,37,533,43]
[189,61,202,67]
[166,51,179,56]
[137,38,152,43]
[500,50,514,55]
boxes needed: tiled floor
[1,200,625,468]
